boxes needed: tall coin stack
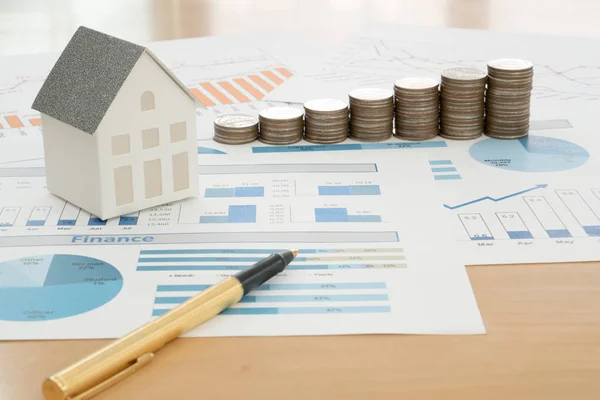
[213,114,259,144]
[485,59,534,139]
[259,107,304,145]
[348,88,394,142]
[303,98,349,144]
[439,68,487,140]
[394,77,440,141]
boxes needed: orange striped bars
[233,78,264,100]
[29,118,42,126]
[249,75,274,92]
[261,70,283,85]
[200,82,233,105]
[5,115,24,128]
[218,81,251,103]
[190,88,216,107]
[276,67,293,78]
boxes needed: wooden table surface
[1,1,600,399]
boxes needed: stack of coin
[440,68,487,140]
[213,114,259,144]
[259,107,304,145]
[303,98,349,144]
[348,88,394,142]
[394,77,440,141]
[485,59,534,139]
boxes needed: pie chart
[0,254,123,321]
[469,136,589,172]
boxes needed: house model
[32,26,200,220]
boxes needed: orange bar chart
[249,75,274,92]
[261,70,284,85]
[200,82,233,105]
[29,118,42,126]
[190,88,216,107]
[276,67,293,78]
[233,78,264,100]
[218,81,250,103]
[5,115,24,129]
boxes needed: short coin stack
[440,68,487,140]
[213,114,259,144]
[303,98,349,144]
[394,77,440,141]
[348,88,394,142]
[259,107,304,145]
[485,58,534,139]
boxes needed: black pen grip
[234,252,291,294]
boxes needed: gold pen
[42,250,298,400]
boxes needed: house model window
[31,26,201,220]
[141,91,155,111]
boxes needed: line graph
[443,184,548,210]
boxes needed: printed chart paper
[266,25,600,265]
[0,149,485,339]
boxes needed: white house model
[32,26,200,220]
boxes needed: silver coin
[394,77,439,91]
[488,58,533,72]
[214,114,258,129]
[259,107,304,120]
[442,68,487,81]
[349,87,394,101]
[304,98,348,113]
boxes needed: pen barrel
[43,276,244,400]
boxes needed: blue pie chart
[0,254,123,321]
[469,136,589,172]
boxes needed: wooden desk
[1,1,600,398]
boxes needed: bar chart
[199,205,257,224]
[455,188,600,241]
[458,213,494,240]
[0,113,42,131]
[152,281,391,317]
[555,190,600,236]
[199,176,382,199]
[137,247,407,272]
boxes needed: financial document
[0,142,485,339]
[267,25,600,265]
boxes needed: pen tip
[290,249,298,257]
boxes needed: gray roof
[32,26,199,135]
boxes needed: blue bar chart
[88,216,107,226]
[524,196,572,238]
[555,190,600,237]
[26,206,50,226]
[318,185,381,196]
[152,281,391,317]
[205,186,264,198]
[458,213,494,240]
[137,248,407,272]
[58,203,80,226]
[119,212,139,226]
[314,208,381,223]
[0,207,20,226]
[199,205,257,224]
[496,212,533,239]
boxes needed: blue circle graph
[0,254,123,321]
[469,136,589,172]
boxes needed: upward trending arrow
[443,184,548,210]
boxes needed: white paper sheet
[0,145,484,339]
[266,25,600,265]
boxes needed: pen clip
[69,353,154,400]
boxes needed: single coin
[214,114,258,129]
[394,77,439,91]
[488,58,534,72]
[304,98,348,113]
